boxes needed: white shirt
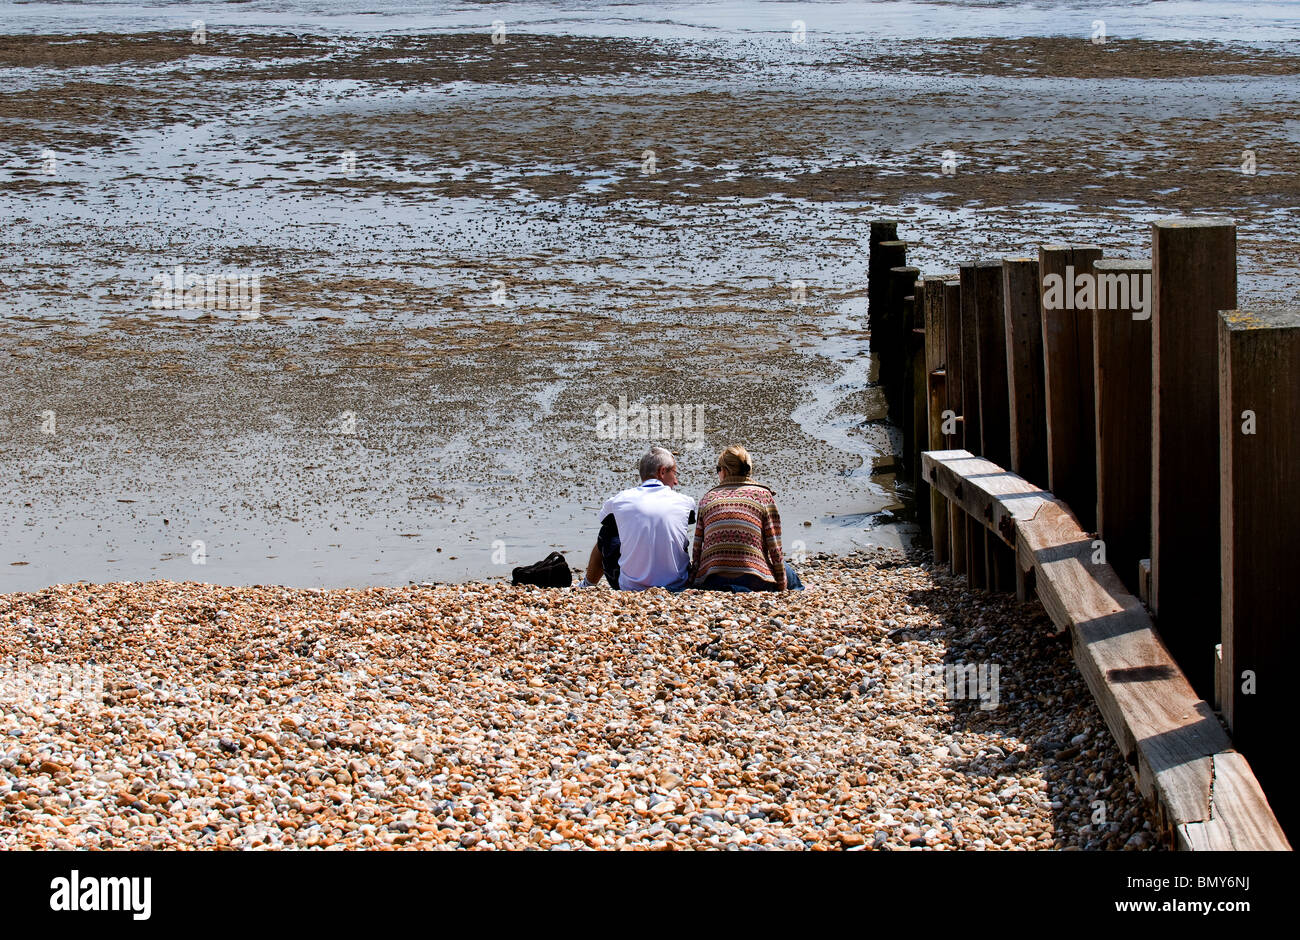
[599,479,696,591]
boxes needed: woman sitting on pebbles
[689,445,803,592]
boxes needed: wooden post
[941,277,967,577]
[868,220,899,340]
[922,277,948,381]
[909,283,930,540]
[910,285,929,498]
[957,264,984,459]
[1092,258,1152,598]
[870,239,907,368]
[1002,257,1049,489]
[986,543,1013,595]
[1152,219,1235,700]
[949,496,969,579]
[869,219,899,251]
[1218,306,1299,837]
[922,276,950,566]
[959,263,987,590]
[927,371,950,565]
[1015,558,1035,603]
[902,292,917,483]
[973,261,1011,467]
[887,265,919,426]
[971,260,1015,591]
[1039,244,1103,532]
[941,278,964,450]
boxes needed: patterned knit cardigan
[690,476,786,590]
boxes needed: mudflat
[3,30,1298,589]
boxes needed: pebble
[0,551,1160,850]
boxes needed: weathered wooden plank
[940,278,968,578]
[912,281,930,485]
[1003,257,1049,488]
[869,220,898,251]
[920,448,1290,850]
[1202,751,1291,851]
[922,277,947,376]
[970,259,1015,595]
[870,239,907,368]
[1176,820,1233,851]
[907,285,928,490]
[923,278,951,566]
[973,261,1011,467]
[910,320,929,510]
[1175,754,1290,851]
[1039,244,1103,532]
[1092,258,1153,597]
[966,516,987,591]
[922,450,1053,546]
[902,292,916,479]
[1015,500,1120,637]
[1014,549,1036,602]
[868,221,899,344]
[1151,219,1235,701]
[1022,507,1237,831]
[1218,305,1300,839]
[887,266,919,425]
[927,371,950,565]
[957,264,984,458]
[957,265,987,590]
[987,539,1016,594]
[941,277,964,450]
[948,498,968,578]
[1214,643,1224,712]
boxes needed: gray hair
[639,446,675,481]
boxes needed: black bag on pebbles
[511,551,573,588]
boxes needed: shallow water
[3,0,1299,43]
[2,3,1298,590]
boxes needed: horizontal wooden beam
[922,450,1054,548]
[921,448,1290,851]
[1176,752,1291,850]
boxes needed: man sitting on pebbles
[578,446,696,591]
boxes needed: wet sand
[3,29,1299,590]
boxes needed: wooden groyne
[869,218,1294,851]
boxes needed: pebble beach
[0,550,1159,850]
